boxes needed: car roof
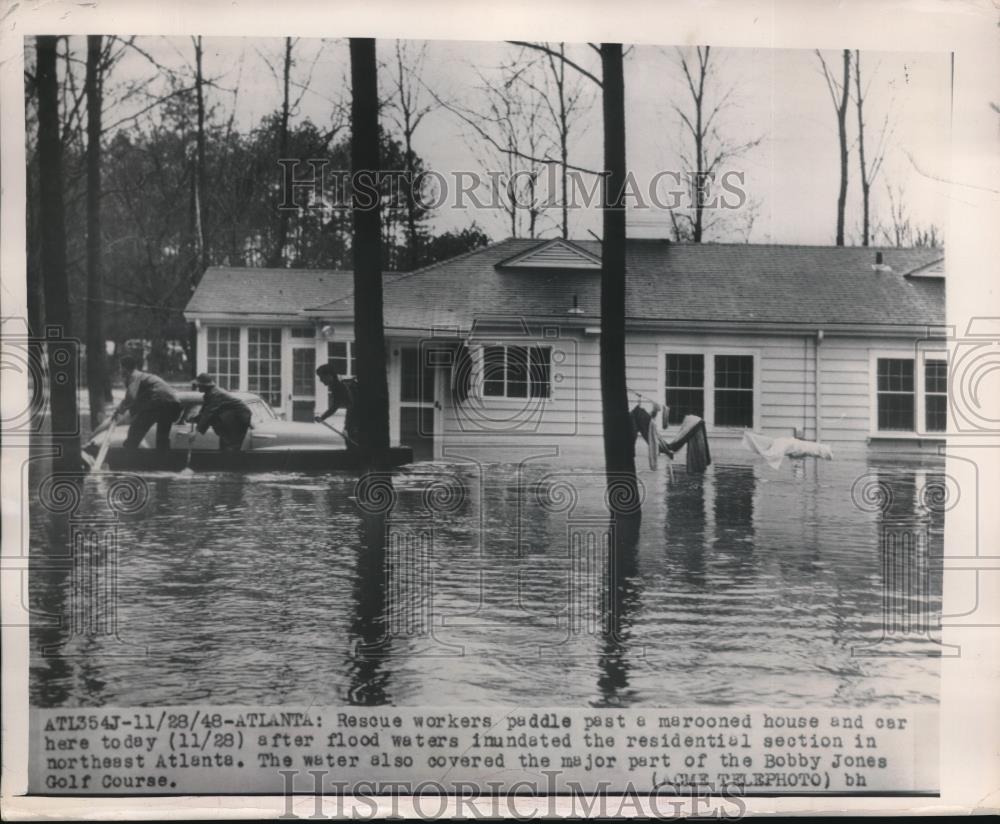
[174,389,262,403]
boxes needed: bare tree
[384,40,437,268]
[509,41,592,238]
[36,35,81,469]
[350,38,391,453]
[669,46,763,242]
[880,180,941,248]
[85,35,107,430]
[599,42,637,507]
[267,37,294,267]
[435,55,555,238]
[816,49,852,246]
[853,50,893,246]
[192,36,208,274]
[470,61,553,238]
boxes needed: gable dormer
[904,257,945,279]
[495,239,602,271]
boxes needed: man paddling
[113,356,182,452]
[190,373,253,452]
[315,363,359,447]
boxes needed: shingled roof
[186,239,944,329]
[185,268,354,317]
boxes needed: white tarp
[742,430,834,470]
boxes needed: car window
[247,399,276,423]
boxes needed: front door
[399,345,436,462]
[290,345,317,422]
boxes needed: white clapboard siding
[438,328,940,457]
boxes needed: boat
[83,389,413,472]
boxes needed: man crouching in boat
[190,373,253,452]
[315,363,359,448]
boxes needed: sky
[79,36,953,246]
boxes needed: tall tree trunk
[692,47,708,243]
[189,36,208,376]
[36,35,81,469]
[85,35,106,432]
[855,49,870,247]
[349,38,391,452]
[557,44,570,240]
[835,49,850,246]
[26,168,44,335]
[599,43,638,509]
[403,128,420,269]
[194,36,208,272]
[269,37,292,267]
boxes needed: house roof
[185,268,355,317]
[185,239,944,330]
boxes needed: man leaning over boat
[113,355,182,453]
[190,373,253,452]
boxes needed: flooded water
[29,454,943,708]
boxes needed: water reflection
[346,507,391,705]
[664,473,706,588]
[28,457,943,708]
[31,484,74,708]
[595,513,642,707]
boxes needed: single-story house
[184,238,946,462]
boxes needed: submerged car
[83,390,411,471]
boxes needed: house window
[327,341,355,378]
[206,326,240,390]
[924,359,947,433]
[874,354,948,435]
[714,355,754,427]
[664,354,705,424]
[664,351,755,428]
[482,345,551,399]
[290,326,314,338]
[876,358,915,431]
[247,327,282,407]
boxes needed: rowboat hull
[89,446,413,473]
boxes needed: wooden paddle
[180,423,196,476]
[91,416,117,473]
[318,419,359,449]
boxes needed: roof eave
[184,310,309,324]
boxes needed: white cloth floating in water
[742,430,833,470]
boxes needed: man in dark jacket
[114,356,182,451]
[315,363,358,447]
[191,373,253,451]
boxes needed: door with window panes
[399,345,436,462]
[290,328,317,422]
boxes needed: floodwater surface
[29,454,944,708]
